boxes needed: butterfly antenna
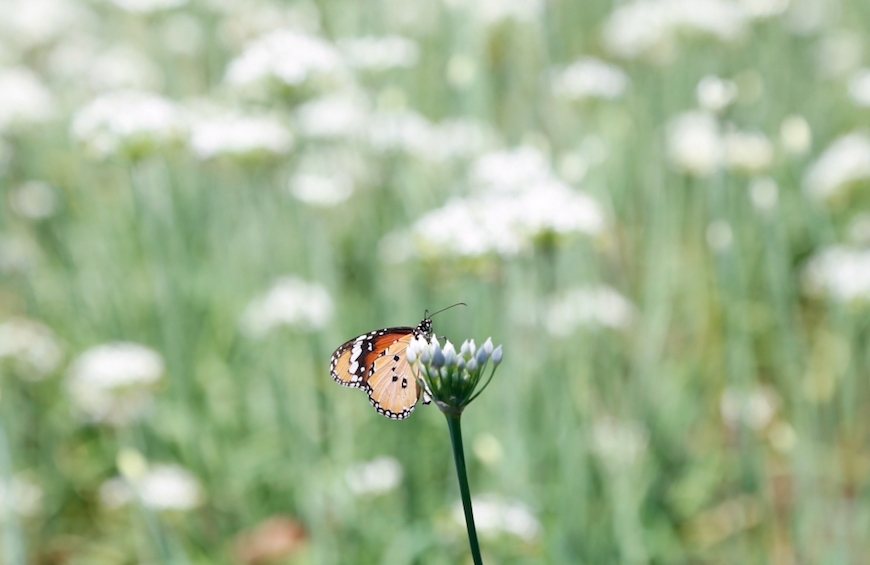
[425,302,467,319]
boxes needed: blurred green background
[2,0,870,563]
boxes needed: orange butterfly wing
[330,325,432,419]
[366,333,425,420]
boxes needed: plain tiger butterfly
[329,304,465,419]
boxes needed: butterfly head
[415,318,433,342]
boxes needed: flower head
[408,336,502,415]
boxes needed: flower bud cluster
[407,336,502,415]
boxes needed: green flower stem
[445,412,483,565]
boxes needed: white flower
[107,0,188,13]
[720,386,779,430]
[392,180,605,261]
[65,342,165,425]
[339,36,419,71]
[779,115,811,155]
[590,418,649,469]
[224,29,344,89]
[470,145,553,193]
[239,277,333,337]
[0,317,63,378]
[345,456,403,496]
[452,493,541,542]
[136,464,203,510]
[188,112,292,159]
[848,68,870,108]
[724,129,773,173]
[802,246,870,302]
[696,75,738,112]
[9,180,57,219]
[289,172,353,207]
[295,92,369,140]
[814,30,863,80]
[545,286,636,335]
[87,44,163,92]
[0,475,42,517]
[0,0,92,50]
[424,118,495,162]
[0,67,55,133]
[70,90,185,159]
[550,57,629,101]
[748,176,779,212]
[802,132,870,200]
[603,0,748,61]
[665,111,722,176]
[101,463,203,511]
[365,108,433,155]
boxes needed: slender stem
[445,413,483,565]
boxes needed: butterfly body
[330,318,433,419]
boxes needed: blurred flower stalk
[407,337,503,565]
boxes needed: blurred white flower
[748,176,778,212]
[452,493,541,541]
[550,57,629,101]
[70,90,185,159]
[720,385,779,430]
[339,36,419,71]
[88,44,163,91]
[224,29,344,89]
[590,418,649,469]
[848,68,870,108]
[802,246,870,302]
[188,112,292,159]
[802,132,870,200]
[814,30,863,80]
[696,75,738,112]
[136,464,203,510]
[665,111,722,177]
[102,463,203,511]
[366,108,433,155]
[107,0,187,13]
[0,67,56,133]
[0,0,93,50]
[706,220,733,252]
[724,129,773,173]
[398,181,605,260]
[10,180,57,219]
[603,0,748,61]
[545,286,636,335]
[46,33,101,82]
[239,277,333,337]
[66,342,165,425]
[345,456,403,496]
[0,475,42,517]
[295,92,369,140]
[0,317,63,379]
[779,115,811,154]
[289,172,353,207]
[425,119,495,162]
[470,145,552,193]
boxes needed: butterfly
[329,304,464,419]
